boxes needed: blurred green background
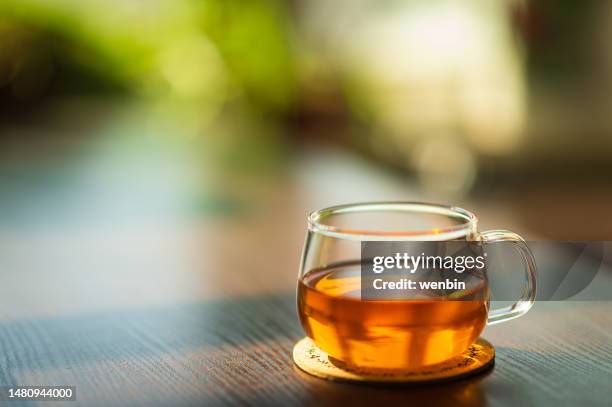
[1,0,611,243]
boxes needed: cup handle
[479,230,537,325]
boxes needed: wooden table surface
[2,298,611,406]
[0,108,611,406]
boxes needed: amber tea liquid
[298,263,488,370]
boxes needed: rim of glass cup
[308,202,478,241]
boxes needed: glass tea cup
[297,202,536,370]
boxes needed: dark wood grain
[0,297,611,406]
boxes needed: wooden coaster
[293,337,494,384]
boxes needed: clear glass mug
[297,202,537,370]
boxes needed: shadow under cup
[297,202,535,371]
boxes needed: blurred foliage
[1,0,610,191]
[0,0,297,114]
[520,0,598,86]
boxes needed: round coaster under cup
[293,337,495,384]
